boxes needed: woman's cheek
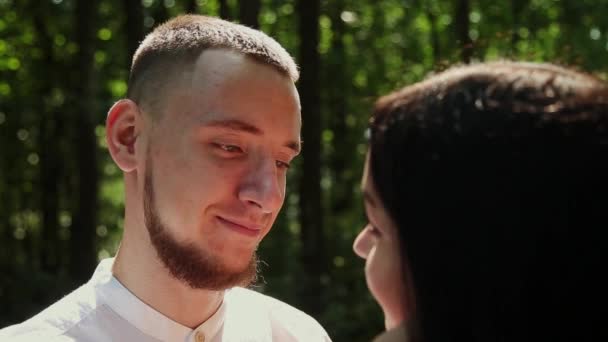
[366,241,407,324]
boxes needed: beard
[143,156,259,290]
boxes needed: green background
[1,0,607,340]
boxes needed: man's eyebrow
[288,140,301,155]
[203,119,262,135]
[203,119,301,154]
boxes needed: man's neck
[112,235,225,329]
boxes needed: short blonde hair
[127,15,298,116]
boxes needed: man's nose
[237,157,284,214]
[353,225,373,259]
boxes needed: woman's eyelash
[368,224,381,236]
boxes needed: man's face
[141,49,301,290]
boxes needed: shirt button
[195,331,205,342]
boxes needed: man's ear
[106,99,143,172]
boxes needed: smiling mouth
[216,216,263,237]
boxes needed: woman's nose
[353,225,374,259]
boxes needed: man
[1,15,330,342]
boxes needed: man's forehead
[191,49,256,84]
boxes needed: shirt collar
[90,258,226,342]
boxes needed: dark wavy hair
[369,61,608,341]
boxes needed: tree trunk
[219,0,231,20]
[32,2,61,273]
[185,0,198,13]
[124,0,145,67]
[68,0,100,284]
[455,0,473,63]
[511,0,526,53]
[153,0,169,25]
[238,0,260,29]
[426,6,441,64]
[296,0,324,317]
[327,0,351,214]
[370,5,386,85]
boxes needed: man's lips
[216,216,263,237]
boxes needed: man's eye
[216,143,243,153]
[276,160,291,169]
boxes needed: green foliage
[1,0,607,340]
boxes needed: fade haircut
[126,15,299,118]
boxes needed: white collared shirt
[0,259,331,342]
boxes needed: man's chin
[212,256,259,288]
[221,256,256,275]
[165,253,259,290]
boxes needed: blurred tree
[30,0,61,274]
[456,0,473,63]
[124,0,145,64]
[326,0,351,215]
[296,0,325,318]
[185,0,198,13]
[68,0,100,285]
[152,0,170,24]
[219,0,232,20]
[239,0,260,28]
[1,0,607,339]
[418,0,442,63]
[511,0,527,52]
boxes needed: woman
[354,62,608,341]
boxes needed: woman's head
[358,61,608,340]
